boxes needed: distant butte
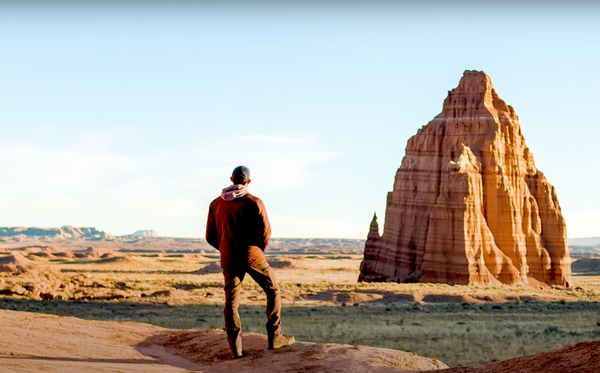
[359,70,571,287]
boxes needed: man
[206,165,295,359]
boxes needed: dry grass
[1,252,599,367]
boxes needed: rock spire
[367,213,380,241]
[359,70,571,287]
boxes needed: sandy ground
[0,309,447,373]
[0,309,198,373]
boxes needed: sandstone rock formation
[359,70,571,287]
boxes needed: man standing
[206,166,295,359]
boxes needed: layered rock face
[359,70,571,287]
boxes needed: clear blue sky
[1,2,599,238]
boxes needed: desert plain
[1,236,600,371]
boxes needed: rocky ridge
[360,70,571,287]
[0,226,114,240]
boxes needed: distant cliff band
[0,226,114,240]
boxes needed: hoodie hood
[221,184,249,201]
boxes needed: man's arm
[206,207,219,250]
[256,199,272,251]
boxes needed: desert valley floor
[1,237,600,371]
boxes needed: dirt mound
[146,289,189,298]
[469,295,513,303]
[372,293,422,303]
[28,252,57,259]
[0,252,34,265]
[572,258,600,274]
[519,295,557,303]
[96,255,141,264]
[53,251,75,259]
[268,258,302,269]
[73,252,96,259]
[0,252,36,272]
[100,252,119,259]
[28,254,52,262]
[307,291,384,304]
[192,262,222,274]
[333,291,383,304]
[423,294,483,304]
[73,247,109,259]
[440,341,600,373]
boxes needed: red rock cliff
[359,70,571,287]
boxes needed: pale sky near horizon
[1,2,599,239]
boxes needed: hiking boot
[268,335,295,350]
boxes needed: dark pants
[222,260,282,356]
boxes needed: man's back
[206,193,271,268]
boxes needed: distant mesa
[131,230,158,237]
[0,226,114,240]
[569,245,600,259]
[568,237,600,258]
[359,70,571,287]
